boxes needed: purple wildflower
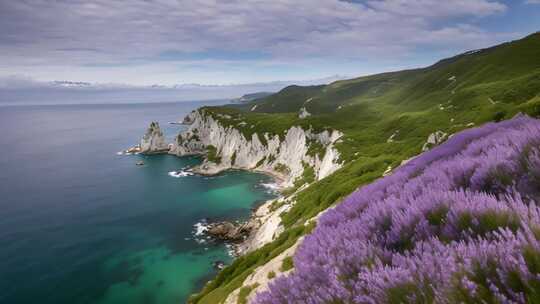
[255,115,540,304]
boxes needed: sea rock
[206,221,254,242]
[213,260,226,270]
[140,121,169,154]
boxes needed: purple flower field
[256,115,540,304]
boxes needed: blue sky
[0,0,539,86]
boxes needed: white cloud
[0,0,516,84]
[366,0,506,17]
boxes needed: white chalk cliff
[140,121,169,154]
[169,109,344,187]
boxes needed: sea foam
[168,169,194,178]
[260,182,280,194]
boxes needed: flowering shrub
[255,115,540,304]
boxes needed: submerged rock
[140,121,169,154]
[213,260,226,270]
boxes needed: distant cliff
[169,109,343,188]
[231,92,273,103]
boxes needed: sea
[0,101,277,304]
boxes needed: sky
[0,0,539,89]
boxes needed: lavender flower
[255,115,540,304]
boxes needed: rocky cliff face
[169,109,344,187]
[140,121,169,154]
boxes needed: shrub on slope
[255,115,540,304]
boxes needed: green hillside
[252,31,540,115]
[189,32,540,304]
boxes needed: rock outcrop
[206,221,255,242]
[421,130,448,151]
[224,237,303,304]
[140,121,169,154]
[181,115,195,125]
[169,109,344,187]
[298,107,311,119]
[235,197,291,255]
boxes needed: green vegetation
[268,200,285,213]
[231,151,237,166]
[293,163,315,189]
[386,282,434,304]
[188,223,314,304]
[449,256,540,304]
[274,163,289,174]
[267,271,276,279]
[280,256,294,272]
[190,33,540,303]
[252,84,324,113]
[281,154,394,229]
[457,211,521,237]
[237,283,260,304]
[206,145,221,164]
[255,156,266,168]
[306,138,325,158]
[200,107,298,143]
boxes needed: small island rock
[140,122,169,154]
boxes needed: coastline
[122,147,286,302]
[190,163,287,257]
[126,116,289,259]
[135,140,287,257]
[129,109,341,302]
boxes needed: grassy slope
[189,32,540,304]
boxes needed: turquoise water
[0,102,277,304]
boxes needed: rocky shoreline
[205,192,285,257]
[125,111,336,301]
[206,219,257,244]
[187,173,285,257]
[124,120,288,258]
[124,110,339,255]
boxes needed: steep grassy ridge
[189,32,540,304]
[252,32,540,115]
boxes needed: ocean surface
[0,101,277,304]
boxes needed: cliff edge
[169,109,343,188]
